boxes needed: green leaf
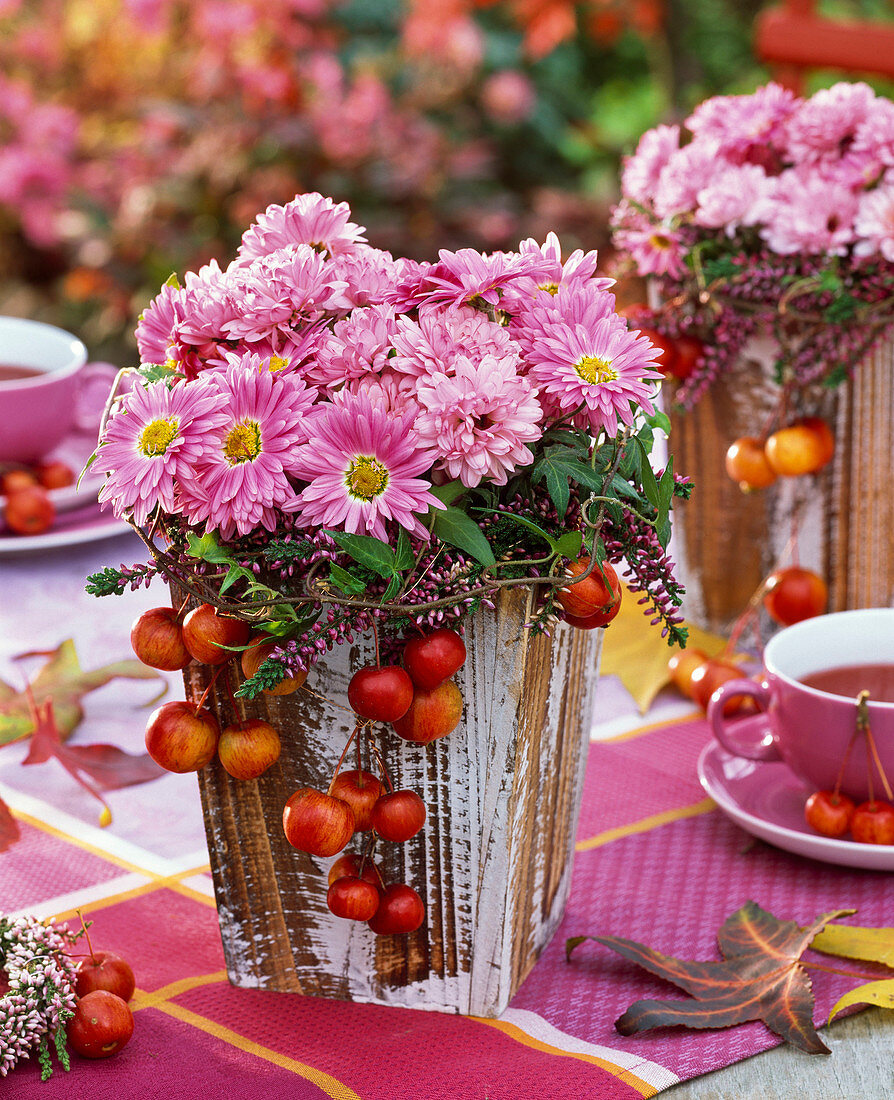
[478,509,556,549]
[325,531,396,577]
[429,480,466,506]
[635,438,661,508]
[553,530,583,559]
[186,532,236,565]
[139,363,182,384]
[431,507,496,567]
[395,527,414,571]
[382,574,402,602]
[543,463,570,517]
[645,410,671,436]
[328,563,368,595]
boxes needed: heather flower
[286,391,443,540]
[177,358,317,538]
[237,192,367,262]
[95,378,226,527]
[414,354,542,487]
[621,124,680,206]
[854,178,894,261]
[522,303,662,435]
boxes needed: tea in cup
[0,316,116,464]
[707,608,894,802]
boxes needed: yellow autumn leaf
[828,979,894,1022]
[812,923,894,968]
[599,585,728,713]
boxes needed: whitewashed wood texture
[186,587,602,1017]
[667,333,894,634]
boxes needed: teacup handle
[707,678,781,763]
[75,361,120,431]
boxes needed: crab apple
[327,852,382,887]
[669,334,704,381]
[667,648,710,700]
[402,628,467,690]
[241,633,307,695]
[218,719,281,780]
[630,325,678,375]
[371,789,426,842]
[557,558,621,620]
[348,665,414,722]
[367,883,425,935]
[3,484,54,534]
[145,700,220,773]
[1,468,38,495]
[562,586,623,629]
[67,990,134,1059]
[392,680,463,744]
[724,437,778,491]
[36,460,74,490]
[762,567,828,626]
[130,607,192,671]
[181,603,251,665]
[765,417,835,476]
[283,788,355,857]
[75,951,136,1003]
[804,790,855,838]
[327,876,381,921]
[690,659,752,715]
[328,769,384,831]
[850,800,894,845]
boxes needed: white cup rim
[0,316,88,388]
[763,607,894,710]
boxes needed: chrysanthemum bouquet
[611,81,894,409]
[88,192,687,696]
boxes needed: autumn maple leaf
[568,901,856,1053]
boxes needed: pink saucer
[698,740,894,871]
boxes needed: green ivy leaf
[645,410,671,436]
[325,531,397,577]
[553,530,583,559]
[431,506,496,567]
[186,532,235,565]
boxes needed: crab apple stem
[194,664,226,715]
[223,664,245,724]
[175,594,191,622]
[368,741,395,793]
[327,725,362,796]
[832,726,860,799]
[372,617,381,669]
[723,577,768,658]
[864,721,894,802]
[356,733,362,774]
[75,908,98,965]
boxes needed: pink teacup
[708,608,894,802]
[0,316,117,463]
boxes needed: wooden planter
[184,587,601,1017]
[667,332,894,634]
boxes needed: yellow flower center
[345,455,389,500]
[223,420,262,464]
[267,355,288,373]
[138,417,180,457]
[537,281,560,295]
[575,355,618,386]
[648,234,673,251]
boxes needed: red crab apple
[402,628,467,690]
[371,789,426,842]
[724,437,778,491]
[327,876,381,921]
[327,853,382,887]
[557,558,621,621]
[669,334,704,381]
[145,701,220,773]
[328,770,384,832]
[35,460,74,490]
[67,990,134,1059]
[850,800,894,845]
[3,484,54,534]
[762,566,828,626]
[804,790,855,838]
[75,950,136,1003]
[765,417,835,477]
[367,883,425,935]
[392,680,463,744]
[282,788,355,857]
[218,719,281,780]
[347,665,414,722]
[690,659,751,715]
[181,603,251,665]
[667,647,709,700]
[130,607,192,671]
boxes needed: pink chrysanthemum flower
[685,83,799,161]
[95,379,226,527]
[654,139,723,218]
[135,280,184,366]
[523,308,662,436]
[621,124,681,206]
[331,369,417,417]
[177,358,317,539]
[500,232,614,312]
[328,246,400,307]
[757,170,859,256]
[286,391,442,540]
[414,354,542,487]
[607,208,687,279]
[852,99,894,171]
[307,304,400,389]
[223,246,351,342]
[854,178,894,262]
[394,247,554,310]
[694,163,771,232]
[784,81,877,164]
[391,305,517,379]
[236,192,367,262]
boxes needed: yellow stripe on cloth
[576,797,717,851]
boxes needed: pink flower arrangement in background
[611,81,894,407]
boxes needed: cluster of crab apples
[725,416,835,491]
[129,600,468,934]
